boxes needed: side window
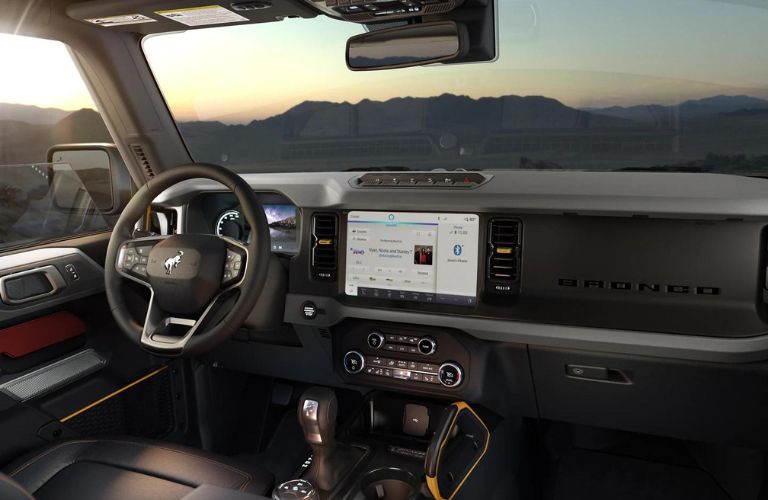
[0,33,121,252]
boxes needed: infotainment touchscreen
[345,212,480,306]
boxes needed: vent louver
[486,218,522,294]
[130,144,154,179]
[311,213,338,281]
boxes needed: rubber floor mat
[552,449,731,500]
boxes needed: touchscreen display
[345,212,479,306]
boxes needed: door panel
[0,234,189,466]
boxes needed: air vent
[130,144,154,179]
[311,213,338,281]
[486,218,522,295]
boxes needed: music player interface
[345,212,479,306]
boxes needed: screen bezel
[342,210,482,309]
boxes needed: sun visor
[66,0,318,35]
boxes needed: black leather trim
[3,438,273,498]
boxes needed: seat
[2,438,274,500]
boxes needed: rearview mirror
[346,21,468,71]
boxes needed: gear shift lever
[298,387,338,453]
[296,387,360,492]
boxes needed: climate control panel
[337,322,471,394]
[343,351,463,388]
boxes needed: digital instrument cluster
[214,204,299,254]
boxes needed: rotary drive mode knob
[343,351,365,374]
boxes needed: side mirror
[47,143,131,215]
[346,21,468,71]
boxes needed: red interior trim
[0,312,86,358]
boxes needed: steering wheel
[104,163,270,356]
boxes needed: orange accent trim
[317,239,333,246]
[426,401,490,500]
[496,247,513,254]
[144,205,152,231]
[59,365,168,422]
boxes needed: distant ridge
[0,102,72,125]
[587,95,768,123]
[0,107,109,164]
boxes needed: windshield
[143,1,768,174]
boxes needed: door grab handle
[0,265,67,305]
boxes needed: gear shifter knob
[298,387,338,450]
[272,479,319,500]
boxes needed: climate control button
[343,351,366,374]
[438,362,463,388]
[367,331,385,350]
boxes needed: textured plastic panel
[530,347,768,447]
[0,349,105,401]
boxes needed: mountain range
[0,108,111,165]
[2,93,768,168]
[586,95,768,124]
[0,103,71,125]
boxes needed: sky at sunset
[2,0,768,122]
[0,33,96,111]
[143,0,768,123]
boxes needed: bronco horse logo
[164,251,184,275]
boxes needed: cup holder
[361,468,420,500]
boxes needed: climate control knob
[343,351,366,374]
[367,331,385,350]
[438,362,463,388]
[417,337,437,355]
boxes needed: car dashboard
[154,169,768,448]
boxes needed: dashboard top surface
[155,169,768,220]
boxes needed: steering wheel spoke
[220,236,248,290]
[116,236,169,286]
[139,293,220,351]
